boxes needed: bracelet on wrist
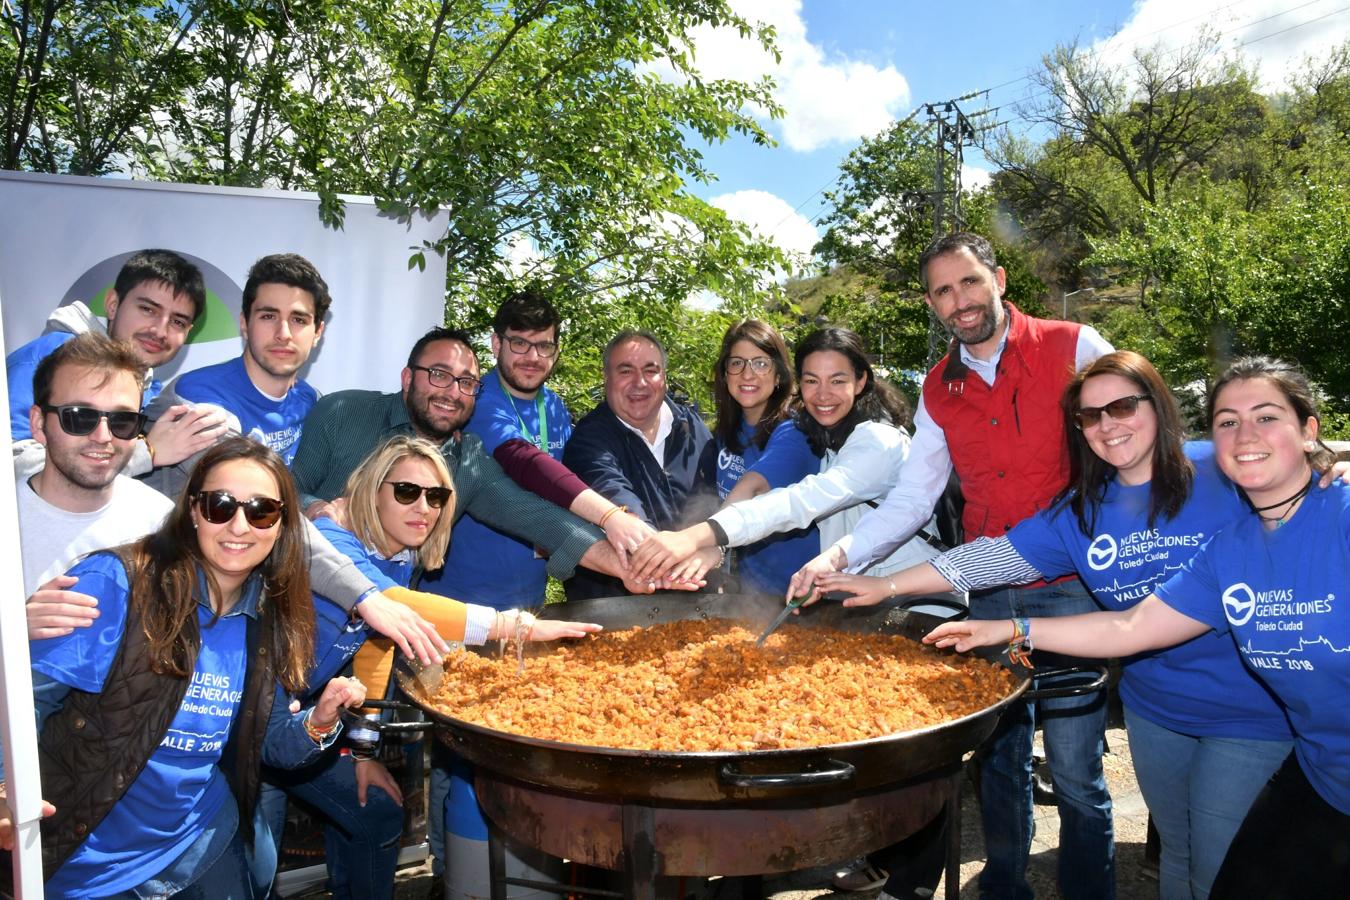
[600,504,627,528]
[304,707,341,744]
[1008,616,1034,667]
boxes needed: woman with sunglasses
[699,320,821,594]
[255,436,600,900]
[822,352,1348,900]
[5,437,371,897]
[631,326,939,599]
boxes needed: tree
[2,0,790,318]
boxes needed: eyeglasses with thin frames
[42,405,147,440]
[725,356,774,375]
[1073,394,1152,430]
[383,481,452,508]
[195,490,285,528]
[500,334,559,358]
[408,365,483,396]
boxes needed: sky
[680,0,1350,272]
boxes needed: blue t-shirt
[172,355,317,465]
[424,369,573,608]
[1155,477,1350,814]
[1007,442,1290,740]
[716,419,821,595]
[307,517,414,693]
[7,332,162,441]
[30,553,250,896]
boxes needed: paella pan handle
[1021,664,1110,701]
[717,759,856,789]
[339,700,430,735]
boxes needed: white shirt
[615,402,675,464]
[18,472,174,595]
[836,325,1113,572]
[710,420,940,578]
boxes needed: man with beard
[141,253,328,496]
[790,232,1117,900]
[562,330,718,600]
[8,248,228,476]
[427,291,652,609]
[291,325,649,590]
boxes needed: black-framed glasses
[195,490,285,529]
[1074,394,1152,429]
[725,356,774,375]
[384,481,452,508]
[408,365,483,396]
[41,405,147,440]
[500,334,559,359]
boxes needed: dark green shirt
[292,390,602,580]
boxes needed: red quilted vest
[922,303,1081,542]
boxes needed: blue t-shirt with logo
[1155,477,1350,814]
[1007,442,1290,740]
[172,355,317,465]
[424,368,572,608]
[307,517,417,690]
[30,552,250,896]
[716,419,821,596]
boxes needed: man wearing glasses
[429,290,652,611]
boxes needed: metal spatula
[754,595,808,646]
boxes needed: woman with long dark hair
[815,351,1328,898]
[630,325,938,587]
[5,438,369,897]
[923,357,1350,900]
[705,320,820,594]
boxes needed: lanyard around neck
[499,369,549,452]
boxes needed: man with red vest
[791,232,1115,900]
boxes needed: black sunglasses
[384,481,452,508]
[195,490,286,528]
[1074,394,1152,429]
[42,404,147,440]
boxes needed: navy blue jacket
[562,397,718,599]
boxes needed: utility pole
[922,92,988,364]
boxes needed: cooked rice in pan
[425,618,1018,751]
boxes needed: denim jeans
[105,802,248,900]
[1123,707,1291,900]
[254,755,404,900]
[971,579,1114,900]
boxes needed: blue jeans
[255,755,404,900]
[1123,707,1291,900]
[105,803,248,900]
[971,580,1114,900]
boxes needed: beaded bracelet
[599,504,628,528]
[1008,616,1034,667]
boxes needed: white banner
[0,171,450,393]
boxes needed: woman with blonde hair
[257,435,598,899]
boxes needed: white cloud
[710,188,820,265]
[961,164,993,192]
[1092,0,1350,92]
[679,0,911,152]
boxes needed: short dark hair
[112,249,206,321]
[242,253,332,322]
[603,330,667,370]
[32,331,147,409]
[493,289,561,340]
[917,232,998,292]
[406,326,476,369]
